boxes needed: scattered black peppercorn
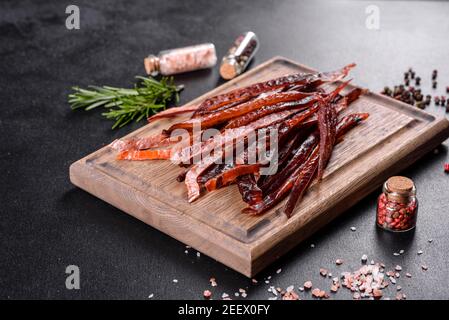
[432,70,438,80]
[381,69,442,109]
[432,81,437,89]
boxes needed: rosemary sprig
[69,76,183,129]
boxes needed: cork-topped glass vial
[376,176,418,232]
[220,31,259,80]
[144,43,217,76]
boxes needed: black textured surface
[1,0,449,300]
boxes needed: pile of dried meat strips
[111,64,369,218]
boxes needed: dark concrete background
[1,0,448,299]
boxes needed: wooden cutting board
[70,57,449,277]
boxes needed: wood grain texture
[70,57,449,277]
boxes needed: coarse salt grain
[396,293,406,300]
[304,281,313,290]
[373,289,383,299]
[282,290,300,300]
[312,288,322,298]
[148,294,154,299]
[203,290,212,299]
[173,279,178,283]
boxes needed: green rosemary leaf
[68,76,183,129]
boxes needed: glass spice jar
[376,176,418,232]
[220,31,259,80]
[144,43,217,76]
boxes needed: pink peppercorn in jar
[377,176,418,232]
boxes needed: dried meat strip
[283,113,369,217]
[243,112,369,215]
[147,104,199,123]
[172,108,312,165]
[224,96,315,129]
[260,130,319,194]
[166,91,313,132]
[193,64,356,117]
[317,100,337,180]
[283,147,320,217]
[205,164,260,192]
[237,174,263,205]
